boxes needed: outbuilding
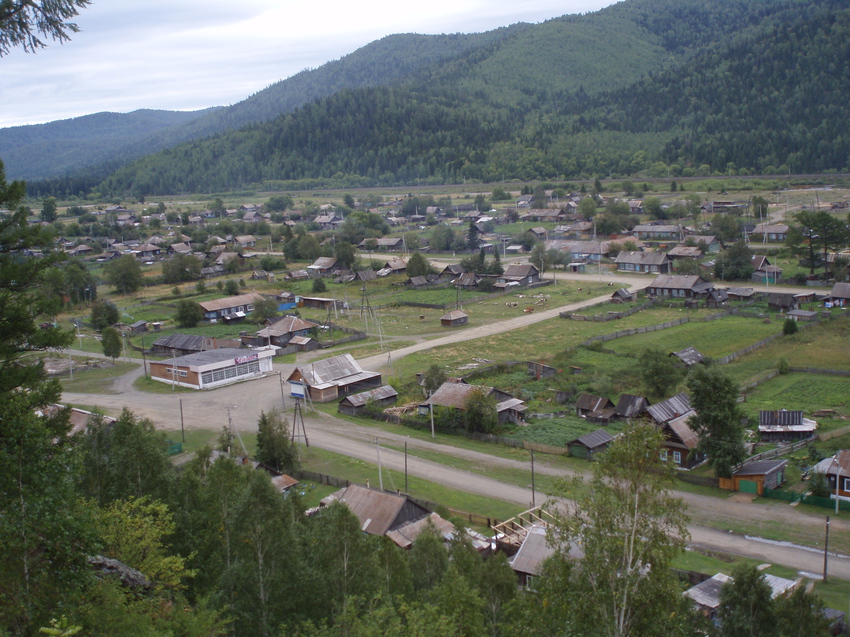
[149,347,275,389]
[722,459,787,496]
[567,429,614,460]
[440,310,469,327]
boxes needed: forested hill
[3,29,526,183]
[28,0,850,197]
[0,109,217,182]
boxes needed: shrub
[777,358,791,374]
[91,300,119,331]
[783,318,798,335]
[809,471,831,498]
[312,277,327,293]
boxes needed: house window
[843,477,850,492]
[660,450,668,461]
[673,451,682,465]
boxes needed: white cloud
[0,0,614,128]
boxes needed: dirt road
[60,275,849,579]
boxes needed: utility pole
[531,450,536,507]
[824,516,830,583]
[429,390,435,439]
[376,437,383,491]
[179,398,185,442]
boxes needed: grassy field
[389,304,731,381]
[606,315,782,359]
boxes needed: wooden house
[660,412,703,469]
[307,256,338,276]
[323,484,433,538]
[501,263,541,285]
[615,251,672,274]
[766,293,799,312]
[829,282,850,307]
[645,274,713,299]
[812,450,850,501]
[286,353,382,402]
[198,293,265,322]
[419,381,526,425]
[251,316,318,348]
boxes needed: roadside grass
[296,445,524,522]
[133,374,194,393]
[606,315,782,359]
[59,361,139,393]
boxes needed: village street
[61,276,850,581]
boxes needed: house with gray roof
[614,251,672,274]
[286,353,382,403]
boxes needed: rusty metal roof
[647,392,693,424]
[667,412,699,449]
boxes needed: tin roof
[570,428,614,450]
[295,353,380,390]
[759,410,803,427]
[509,525,555,576]
[667,412,699,449]
[441,310,468,321]
[647,393,693,424]
[684,573,731,609]
[340,385,399,408]
[670,347,704,367]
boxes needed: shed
[567,429,614,459]
[440,310,468,327]
[785,309,818,322]
[337,385,399,415]
[724,459,787,495]
[385,512,456,549]
[610,288,636,304]
[684,573,732,620]
[574,393,615,418]
[669,347,705,367]
[287,353,382,402]
[811,450,850,500]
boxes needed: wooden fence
[743,436,816,465]
[819,425,850,442]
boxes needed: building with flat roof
[149,347,275,389]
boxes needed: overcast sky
[1,0,617,129]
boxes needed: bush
[777,358,791,375]
[783,318,798,335]
[175,300,204,328]
[809,471,831,498]
[312,277,327,293]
